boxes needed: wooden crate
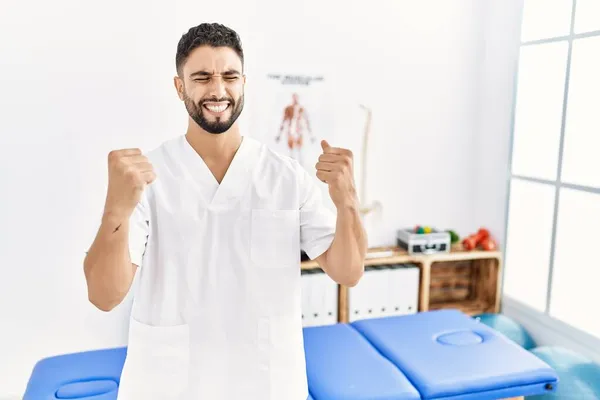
[428,257,500,315]
[429,260,472,303]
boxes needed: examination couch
[23,309,558,399]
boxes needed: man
[83,22,367,400]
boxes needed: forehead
[183,45,242,75]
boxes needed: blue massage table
[24,346,126,399]
[23,310,558,399]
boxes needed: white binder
[349,265,389,322]
[318,271,338,325]
[348,266,368,322]
[349,263,420,322]
[301,269,314,326]
[301,269,338,327]
[371,265,389,319]
[388,263,420,316]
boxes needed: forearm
[83,213,135,311]
[323,201,367,287]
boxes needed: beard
[183,91,244,134]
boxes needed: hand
[315,140,358,209]
[103,148,156,220]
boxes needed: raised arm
[83,149,155,311]
[299,141,367,287]
[313,140,366,286]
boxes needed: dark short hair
[175,23,244,76]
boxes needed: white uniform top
[117,134,336,400]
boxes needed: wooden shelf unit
[301,245,502,323]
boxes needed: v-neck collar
[179,134,260,208]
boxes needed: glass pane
[549,188,600,339]
[574,0,600,34]
[504,179,556,312]
[521,0,573,42]
[561,36,600,189]
[512,42,569,181]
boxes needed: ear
[173,76,184,101]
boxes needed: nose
[207,76,227,99]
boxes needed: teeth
[205,104,228,113]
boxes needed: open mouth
[202,102,230,115]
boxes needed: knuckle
[115,159,128,171]
[124,165,138,176]
[108,150,119,163]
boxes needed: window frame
[503,0,600,327]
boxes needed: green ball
[417,227,425,234]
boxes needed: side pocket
[250,209,300,269]
[118,318,190,400]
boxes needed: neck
[185,120,242,162]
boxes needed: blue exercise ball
[473,313,537,350]
[527,346,600,400]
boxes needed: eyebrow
[190,69,241,78]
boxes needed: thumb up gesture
[315,140,358,209]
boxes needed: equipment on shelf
[462,228,497,251]
[396,227,451,255]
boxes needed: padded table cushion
[303,323,420,400]
[351,310,559,400]
[24,346,126,400]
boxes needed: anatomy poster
[249,73,334,173]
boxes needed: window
[504,0,600,338]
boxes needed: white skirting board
[502,295,600,364]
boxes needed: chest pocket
[250,209,300,268]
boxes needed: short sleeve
[297,163,337,260]
[128,193,150,267]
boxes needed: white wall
[0,0,516,396]
[474,0,524,252]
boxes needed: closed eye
[193,76,239,83]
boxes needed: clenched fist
[103,148,156,220]
[315,140,358,209]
